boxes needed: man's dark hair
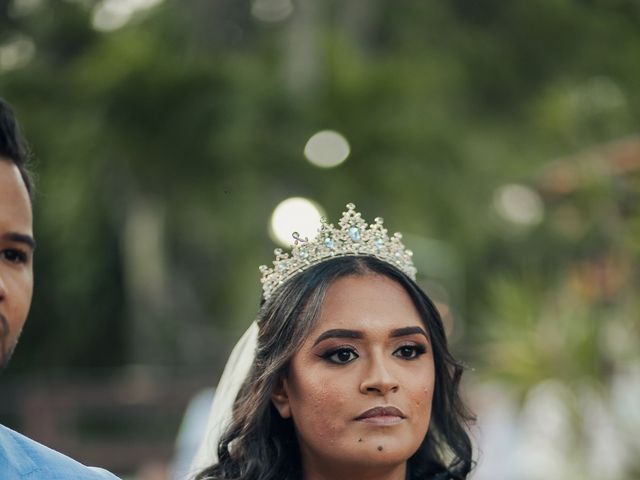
[0,98,33,196]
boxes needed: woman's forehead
[311,274,424,333]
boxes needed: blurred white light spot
[251,0,294,23]
[304,130,350,168]
[493,184,544,227]
[586,76,626,110]
[0,34,36,71]
[9,0,44,18]
[269,197,325,247]
[92,0,163,32]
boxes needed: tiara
[259,203,417,300]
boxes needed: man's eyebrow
[390,326,429,339]
[313,329,363,346]
[3,232,36,250]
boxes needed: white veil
[189,321,259,477]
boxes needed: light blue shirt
[0,424,119,479]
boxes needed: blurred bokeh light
[493,183,545,228]
[269,197,324,247]
[303,130,350,168]
[92,0,164,32]
[250,0,294,23]
[0,34,35,71]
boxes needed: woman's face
[271,273,435,478]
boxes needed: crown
[259,203,417,300]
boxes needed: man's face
[0,159,33,369]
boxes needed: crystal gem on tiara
[259,203,417,301]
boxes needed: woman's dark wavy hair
[196,256,474,480]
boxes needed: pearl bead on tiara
[259,203,417,300]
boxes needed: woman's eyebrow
[389,326,429,339]
[312,326,429,346]
[313,329,363,346]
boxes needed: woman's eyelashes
[318,342,427,365]
[320,346,359,364]
[393,343,427,360]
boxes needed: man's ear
[271,375,292,419]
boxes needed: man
[0,98,119,479]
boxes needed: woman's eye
[394,345,425,360]
[2,249,27,264]
[325,348,359,364]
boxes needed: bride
[192,204,474,480]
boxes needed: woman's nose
[359,353,399,395]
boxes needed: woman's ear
[271,375,292,419]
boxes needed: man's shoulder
[0,424,120,480]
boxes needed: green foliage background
[2,0,638,376]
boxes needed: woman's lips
[355,406,405,425]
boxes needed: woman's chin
[329,442,415,469]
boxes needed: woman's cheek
[306,377,349,436]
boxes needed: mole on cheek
[377,446,383,451]
[358,438,363,443]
